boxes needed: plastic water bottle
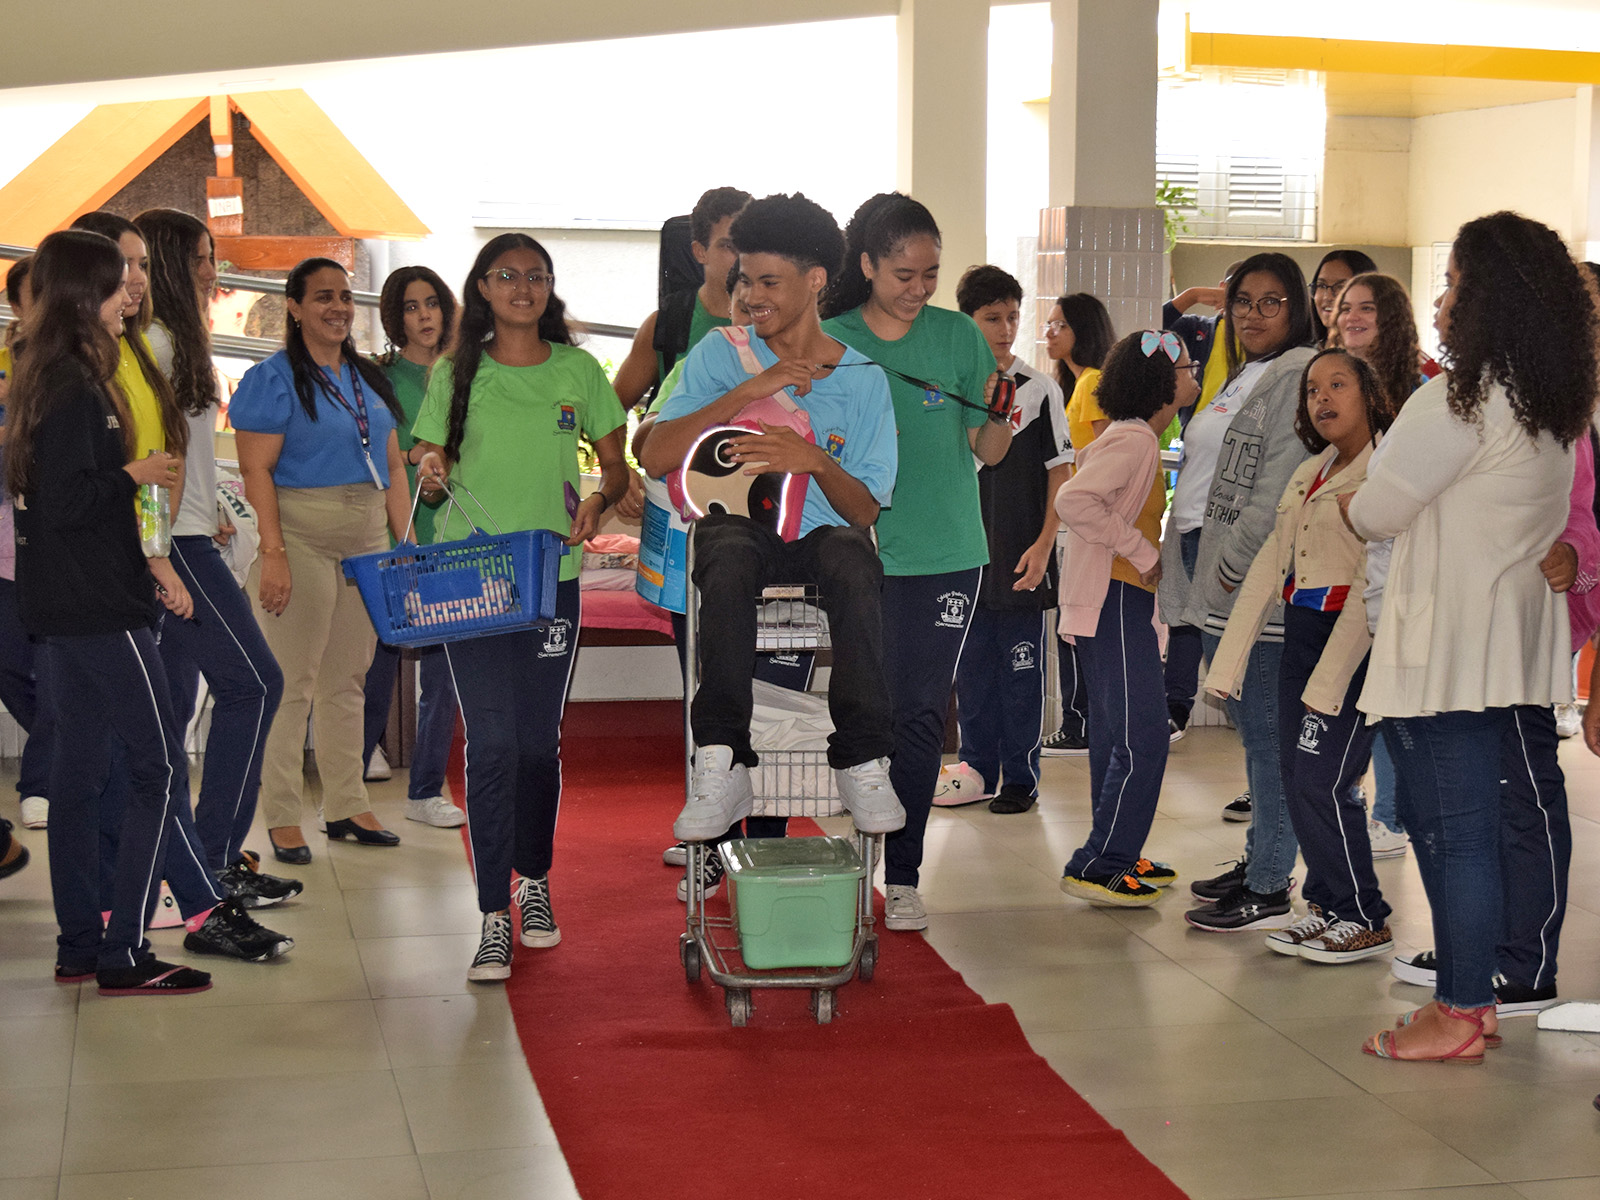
[138,476,171,557]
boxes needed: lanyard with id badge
[319,365,384,489]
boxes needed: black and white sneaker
[1190,858,1247,903]
[1494,974,1558,1016]
[183,899,293,961]
[216,860,304,908]
[662,841,689,868]
[1221,792,1252,822]
[467,911,513,982]
[1040,729,1089,756]
[512,874,560,948]
[1390,948,1437,988]
[1184,886,1293,932]
[678,848,725,901]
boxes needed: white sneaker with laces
[836,758,905,833]
[1367,817,1408,859]
[365,747,393,781]
[466,911,513,981]
[674,746,753,841]
[19,796,47,830]
[1264,904,1328,957]
[406,795,466,828]
[662,841,688,867]
[884,884,927,931]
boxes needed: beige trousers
[252,485,386,829]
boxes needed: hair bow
[1140,330,1182,363]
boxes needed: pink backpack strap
[716,325,800,413]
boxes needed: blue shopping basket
[342,482,568,647]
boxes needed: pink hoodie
[1054,419,1161,641]
[1562,433,1600,651]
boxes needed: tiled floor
[4,723,1600,1198]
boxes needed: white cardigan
[1348,374,1573,718]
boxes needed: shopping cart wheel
[811,988,835,1025]
[682,939,701,983]
[725,988,752,1027]
[857,936,878,983]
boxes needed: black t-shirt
[14,359,156,636]
[976,362,1072,610]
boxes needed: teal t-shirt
[382,354,437,544]
[411,343,627,582]
[822,305,992,575]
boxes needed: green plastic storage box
[719,837,865,969]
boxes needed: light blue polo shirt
[229,350,398,490]
[660,328,897,535]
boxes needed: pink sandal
[1366,1003,1489,1064]
[1396,1002,1501,1048]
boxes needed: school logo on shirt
[557,405,577,433]
[1010,642,1035,672]
[936,590,970,629]
[921,387,945,410]
[825,432,846,462]
[540,618,573,658]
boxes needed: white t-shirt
[149,322,224,538]
[1171,359,1268,534]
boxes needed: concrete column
[1573,86,1600,261]
[1039,0,1162,338]
[897,0,988,305]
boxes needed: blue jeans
[956,606,1047,797]
[883,568,982,888]
[1387,708,1510,1009]
[1202,629,1295,894]
[1163,529,1205,720]
[1369,725,1403,833]
[409,649,459,800]
[160,536,284,869]
[1065,581,1168,877]
[444,579,580,913]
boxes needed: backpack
[651,215,702,380]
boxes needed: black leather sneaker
[1493,974,1557,1017]
[183,899,293,961]
[1184,886,1293,932]
[1190,859,1248,902]
[217,861,304,908]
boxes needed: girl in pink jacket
[1056,331,1197,906]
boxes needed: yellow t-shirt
[1069,372,1166,592]
[114,333,164,456]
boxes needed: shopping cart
[679,544,879,1027]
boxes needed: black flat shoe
[325,818,400,846]
[268,830,312,866]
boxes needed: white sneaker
[1264,904,1329,957]
[19,796,47,829]
[836,758,906,833]
[405,795,466,828]
[467,911,513,981]
[674,746,753,841]
[884,884,927,931]
[1555,702,1584,740]
[365,747,393,781]
[1367,817,1408,860]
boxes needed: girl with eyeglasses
[1350,212,1593,1063]
[1040,294,1115,760]
[412,233,628,982]
[232,258,414,865]
[1157,252,1317,933]
[1055,330,1196,905]
[821,193,1012,933]
[1207,349,1395,962]
[1308,249,1377,345]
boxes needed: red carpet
[448,700,1186,1200]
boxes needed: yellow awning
[231,90,428,240]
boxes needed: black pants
[690,517,892,771]
[1498,704,1570,990]
[882,567,982,888]
[1276,606,1388,928]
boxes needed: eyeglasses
[1230,295,1286,318]
[1182,362,1204,384]
[1311,280,1344,295]
[489,269,554,290]
[1042,320,1067,336]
